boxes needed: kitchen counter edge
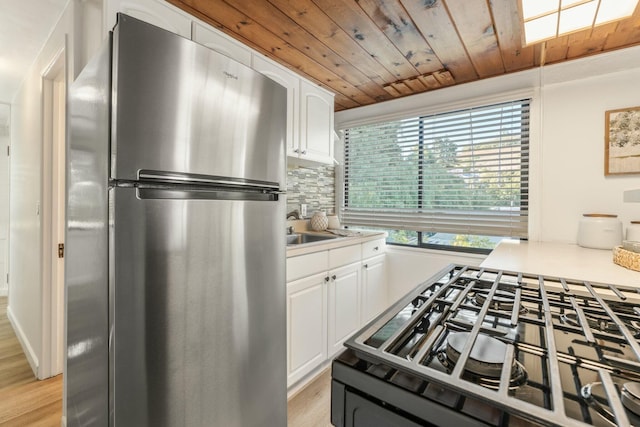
[286,232,387,258]
[481,239,640,288]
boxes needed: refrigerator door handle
[138,169,280,192]
[136,186,281,202]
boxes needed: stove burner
[622,382,640,416]
[472,289,527,313]
[581,381,640,426]
[437,332,527,390]
[561,313,640,336]
[581,382,618,425]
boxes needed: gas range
[331,264,640,427]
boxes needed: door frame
[0,103,10,297]
[40,42,67,380]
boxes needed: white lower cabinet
[286,271,327,387]
[327,262,361,357]
[361,254,387,324]
[286,238,388,388]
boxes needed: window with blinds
[342,99,530,252]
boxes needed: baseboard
[60,415,67,427]
[6,305,39,377]
[287,361,331,400]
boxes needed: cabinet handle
[332,275,337,280]
[301,150,307,155]
[293,148,299,154]
[324,276,330,282]
[373,246,379,251]
[363,264,368,269]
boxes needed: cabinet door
[287,272,327,386]
[191,22,252,66]
[105,0,191,37]
[299,80,334,164]
[362,255,388,324]
[328,262,361,357]
[252,54,298,158]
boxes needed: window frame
[341,98,531,254]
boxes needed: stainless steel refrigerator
[66,14,287,426]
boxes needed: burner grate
[344,264,640,427]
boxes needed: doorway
[40,47,66,379]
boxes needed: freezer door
[111,14,286,187]
[110,186,286,427]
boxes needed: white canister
[626,221,640,242]
[577,214,623,250]
[327,215,340,229]
[310,211,329,231]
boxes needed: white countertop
[481,240,640,288]
[286,231,386,257]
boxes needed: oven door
[343,390,425,427]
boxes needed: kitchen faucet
[287,210,301,220]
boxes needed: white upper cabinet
[252,54,298,160]
[105,0,191,37]
[253,54,335,166]
[299,80,335,165]
[191,21,252,67]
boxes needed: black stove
[331,264,640,427]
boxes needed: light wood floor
[288,368,332,427]
[0,297,63,426]
[0,296,332,426]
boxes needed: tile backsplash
[286,164,335,217]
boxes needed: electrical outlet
[300,204,307,217]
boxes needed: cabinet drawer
[362,238,386,259]
[329,244,362,270]
[286,251,329,282]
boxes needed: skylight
[521,0,639,45]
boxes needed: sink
[286,233,338,245]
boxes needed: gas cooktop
[332,264,640,427]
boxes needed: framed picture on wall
[605,106,640,175]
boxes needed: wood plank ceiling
[166,0,640,111]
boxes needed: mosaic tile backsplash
[286,165,335,217]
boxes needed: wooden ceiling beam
[356,0,444,75]
[310,0,420,81]
[489,0,535,72]
[266,0,396,85]
[400,0,478,84]
[444,0,505,77]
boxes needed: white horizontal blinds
[343,99,530,239]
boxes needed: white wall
[386,246,484,304]
[538,68,640,243]
[8,0,103,377]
